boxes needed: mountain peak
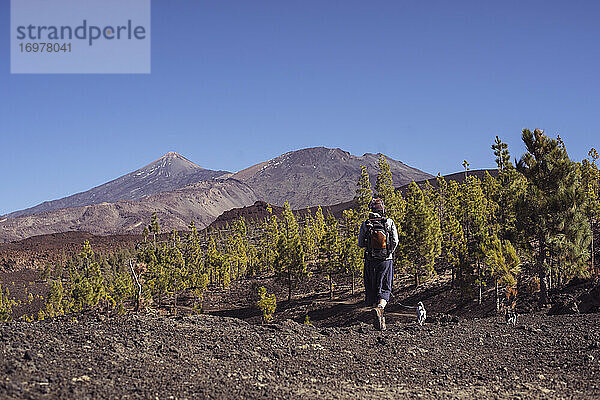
[142,152,203,173]
[154,151,192,163]
[232,147,432,208]
[161,151,184,159]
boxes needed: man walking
[358,198,399,331]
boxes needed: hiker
[358,197,399,330]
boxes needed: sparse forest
[2,129,598,322]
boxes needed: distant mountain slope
[232,147,432,208]
[0,179,257,243]
[5,152,229,219]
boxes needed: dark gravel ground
[1,311,599,399]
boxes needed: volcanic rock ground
[1,310,599,399]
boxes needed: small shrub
[256,286,276,323]
[0,283,16,322]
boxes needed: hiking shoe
[373,306,386,331]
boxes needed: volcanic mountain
[0,179,258,243]
[231,147,432,208]
[5,152,229,219]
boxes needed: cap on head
[371,198,385,214]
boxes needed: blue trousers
[363,258,393,305]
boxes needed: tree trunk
[329,272,333,300]
[478,260,482,305]
[451,266,455,289]
[414,271,419,287]
[495,278,499,313]
[128,260,142,312]
[288,268,292,302]
[538,238,549,305]
[351,269,355,295]
[592,225,595,275]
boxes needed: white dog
[505,308,517,326]
[416,302,426,326]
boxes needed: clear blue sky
[1,1,599,215]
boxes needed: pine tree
[340,209,363,294]
[246,244,259,277]
[437,175,466,287]
[275,202,308,301]
[260,204,279,274]
[516,129,592,304]
[580,148,600,274]
[492,136,511,171]
[42,280,65,318]
[484,238,521,312]
[256,286,277,323]
[375,155,405,224]
[459,175,489,300]
[320,214,342,299]
[356,165,373,220]
[185,221,204,288]
[313,206,326,239]
[492,136,522,243]
[231,217,249,279]
[301,208,325,269]
[403,181,442,286]
[165,229,186,310]
[374,155,406,268]
[206,237,225,287]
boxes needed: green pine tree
[403,181,442,287]
[256,286,277,323]
[260,204,280,274]
[275,202,308,301]
[516,129,592,303]
[341,209,363,294]
[356,165,373,220]
[436,175,466,287]
[484,237,521,312]
[320,214,342,299]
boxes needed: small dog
[416,302,426,326]
[505,308,517,326]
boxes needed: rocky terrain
[0,309,598,399]
[0,179,257,243]
[1,245,599,399]
[231,147,432,209]
[210,200,356,229]
[0,232,141,271]
[5,152,229,219]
